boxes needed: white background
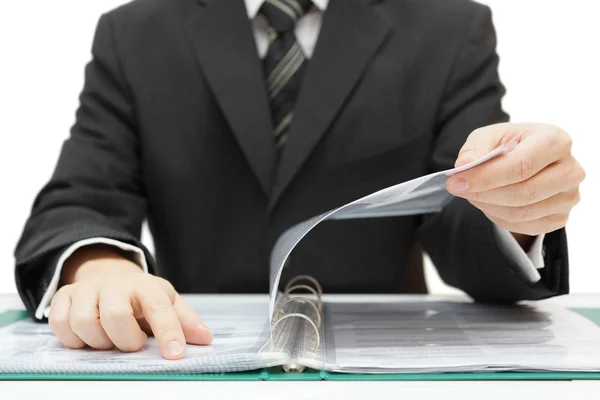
[0,0,598,296]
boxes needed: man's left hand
[446,123,585,246]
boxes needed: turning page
[268,145,511,319]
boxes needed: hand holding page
[269,144,512,318]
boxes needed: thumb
[173,295,214,345]
[455,123,520,167]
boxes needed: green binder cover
[2,308,600,381]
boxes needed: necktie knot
[259,0,313,33]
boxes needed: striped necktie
[259,0,313,154]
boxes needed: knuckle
[549,214,569,227]
[48,313,69,332]
[546,124,561,144]
[481,173,492,191]
[55,284,74,297]
[49,291,69,311]
[518,123,534,137]
[563,133,573,153]
[146,297,175,318]
[504,219,517,232]
[69,314,98,331]
[153,322,182,340]
[511,206,533,222]
[155,276,175,293]
[147,299,171,314]
[570,163,586,184]
[100,310,131,325]
[154,276,169,285]
[513,153,535,182]
[571,190,582,206]
[553,127,572,152]
[503,221,518,233]
[559,214,570,226]
[471,127,486,139]
[546,125,572,157]
[106,278,130,292]
[73,283,98,298]
[134,273,152,286]
[517,181,537,205]
[134,277,161,294]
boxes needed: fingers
[453,124,584,237]
[451,123,572,192]
[48,273,207,359]
[48,286,86,349]
[69,286,114,350]
[469,189,580,224]
[454,123,510,167]
[154,277,212,344]
[135,280,187,360]
[99,285,148,353]
[172,294,213,345]
[453,157,582,206]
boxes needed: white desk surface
[1,293,600,400]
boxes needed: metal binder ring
[270,313,320,353]
[275,296,322,328]
[284,275,323,297]
[284,284,322,308]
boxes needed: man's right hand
[48,246,213,360]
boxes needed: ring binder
[284,275,323,298]
[270,313,320,352]
[270,274,323,371]
[283,285,321,308]
[275,296,322,327]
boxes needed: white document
[313,299,600,373]
[269,145,511,318]
[0,296,284,374]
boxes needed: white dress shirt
[35,0,544,320]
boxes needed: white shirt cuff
[35,238,148,320]
[493,225,545,284]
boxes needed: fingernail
[456,150,476,166]
[198,323,212,333]
[449,178,470,193]
[166,340,185,358]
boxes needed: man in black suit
[15,0,585,359]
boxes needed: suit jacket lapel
[183,0,276,196]
[269,0,392,207]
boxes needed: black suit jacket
[15,0,569,319]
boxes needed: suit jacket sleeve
[14,14,157,319]
[415,5,568,303]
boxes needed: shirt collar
[245,0,328,19]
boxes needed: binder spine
[269,275,323,372]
